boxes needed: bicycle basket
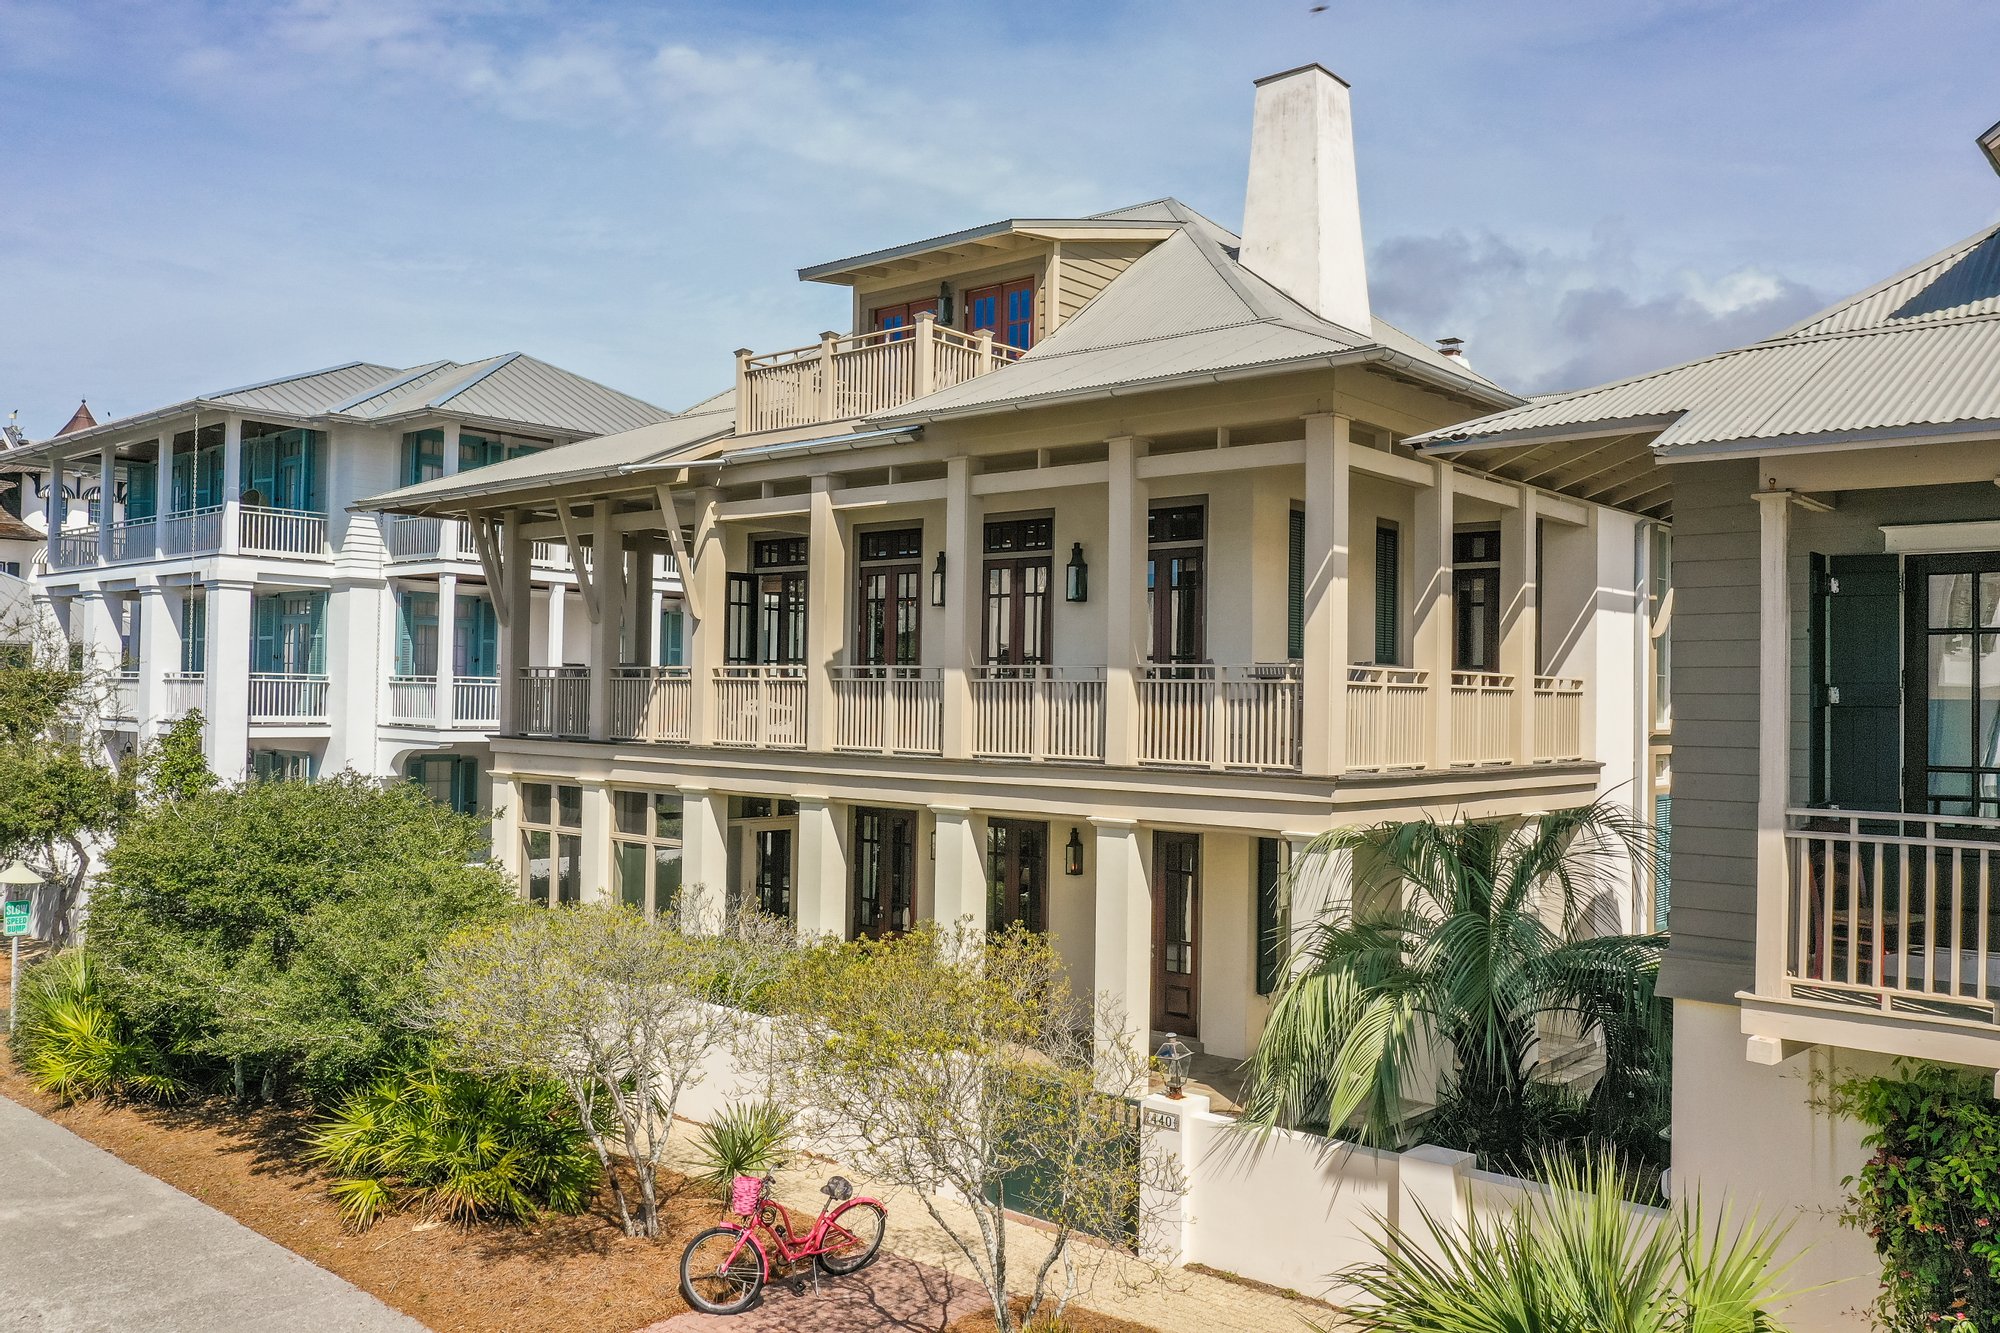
[729,1174,766,1218]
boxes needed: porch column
[931,804,986,945]
[153,443,171,558]
[805,476,844,753]
[219,415,243,556]
[436,571,459,729]
[135,582,178,737]
[498,512,532,735]
[1283,831,1352,962]
[1300,414,1351,775]
[795,795,848,940]
[204,578,253,783]
[44,452,67,572]
[1104,437,1147,768]
[578,779,612,905]
[1092,816,1150,1061]
[96,450,114,562]
[1413,461,1455,769]
[587,500,623,742]
[492,770,523,893]
[1753,489,1793,998]
[437,425,462,559]
[323,575,385,774]
[546,580,567,666]
[938,457,981,760]
[685,488,726,747]
[678,784,728,932]
[631,538,656,666]
[1501,483,1540,764]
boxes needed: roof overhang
[1982,119,2000,177]
[800,218,1180,285]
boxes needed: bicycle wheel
[816,1200,887,1275]
[681,1226,766,1314]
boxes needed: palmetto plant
[690,1099,795,1198]
[305,1059,601,1231]
[9,949,184,1103]
[1244,799,1664,1151]
[1342,1150,1801,1332]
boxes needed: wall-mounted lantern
[1065,542,1088,602]
[931,552,947,608]
[938,282,956,326]
[1064,827,1085,877]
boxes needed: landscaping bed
[0,1054,706,1333]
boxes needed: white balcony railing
[830,666,943,756]
[385,675,439,725]
[1450,671,1516,766]
[1786,809,2000,1024]
[108,518,155,562]
[737,319,1024,435]
[1346,665,1430,771]
[712,666,807,749]
[1134,664,1303,772]
[52,527,98,569]
[160,505,225,555]
[610,667,692,742]
[969,666,1107,764]
[518,667,588,737]
[109,673,139,721]
[1533,675,1585,762]
[163,672,205,717]
[239,506,327,556]
[454,677,499,727]
[248,673,329,722]
[382,515,468,561]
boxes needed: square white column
[1300,413,1351,775]
[794,795,848,940]
[134,583,177,742]
[678,784,728,932]
[204,578,253,782]
[1103,437,1147,767]
[498,513,532,735]
[579,779,612,905]
[1501,484,1540,764]
[1413,461,1455,770]
[804,478,844,753]
[586,500,623,742]
[938,457,982,760]
[1091,816,1150,1061]
[219,415,243,556]
[930,805,986,945]
[1753,490,1794,997]
[684,488,725,746]
[437,571,459,729]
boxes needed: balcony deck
[735,317,1021,435]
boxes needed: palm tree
[1342,1150,1803,1332]
[1243,799,1665,1153]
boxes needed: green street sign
[2,898,29,937]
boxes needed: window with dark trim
[851,806,916,939]
[1374,524,1401,665]
[856,527,923,666]
[726,537,807,665]
[1452,529,1502,672]
[1148,502,1206,665]
[982,516,1054,666]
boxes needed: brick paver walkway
[638,1252,988,1332]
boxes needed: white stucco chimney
[1239,64,1372,337]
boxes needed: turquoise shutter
[308,593,328,674]
[1286,508,1305,660]
[1374,525,1400,665]
[395,593,416,676]
[124,465,156,521]
[251,597,279,673]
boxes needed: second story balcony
[734,315,1022,435]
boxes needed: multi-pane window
[460,430,546,471]
[730,796,797,920]
[613,789,683,917]
[455,593,500,678]
[395,590,440,676]
[519,780,582,906]
[851,807,916,939]
[983,516,1053,666]
[965,277,1035,350]
[239,421,323,512]
[409,754,479,815]
[1254,838,1289,995]
[1452,529,1502,672]
[401,429,445,486]
[1148,502,1206,665]
[725,537,807,665]
[251,749,315,782]
[856,527,923,666]
[252,592,327,675]
[986,818,1048,933]
[872,298,937,338]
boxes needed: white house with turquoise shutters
[3,355,676,806]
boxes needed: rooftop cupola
[1238,64,1372,337]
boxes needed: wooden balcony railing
[611,667,692,743]
[239,505,327,556]
[1786,809,2000,1025]
[52,527,98,569]
[970,666,1106,763]
[518,667,589,738]
[108,518,155,562]
[1346,665,1430,771]
[382,515,469,561]
[163,672,205,717]
[830,666,943,757]
[713,666,807,749]
[454,677,500,727]
[248,673,329,722]
[1450,671,1515,766]
[1533,676,1585,762]
[1136,664,1303,772]
[160,505,225,555]
[736,317,1023,434]
[109,673,139,721]
[385,675,439,725]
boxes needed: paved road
[0,1094,426,1333]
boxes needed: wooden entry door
[982,557,1053,665]
[1151,831,1200,1036]
[851,807,917,939]
[986,818,1049,933]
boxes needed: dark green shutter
[1286,508,1306,659]
[1811,552,1900,809]
[1374,524,1400,665]
[1255,837,1287,995]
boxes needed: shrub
[1842,1062,2000,1329]
[305,1059,601,1231]
[690,1100,794,1196]
[8,950,182,1103]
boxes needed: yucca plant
[306,1059,601,1231]
[690,1099,795,1197]
[8,949,183,1103]
[1343,1150,1803,1332]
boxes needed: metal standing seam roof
[1410,219,2000,457]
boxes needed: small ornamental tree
[763,924,1174,1332]
[425,904,786,1238]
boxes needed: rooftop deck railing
[736,317,1023,434]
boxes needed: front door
[851,807,916,939]
[982,558,1052,665]
[1151,832,1200,1036]
[986,818,1048,933]
[734,820,795,918]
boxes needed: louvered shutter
[1286,508,1305,660]
[1374,525,1400,665]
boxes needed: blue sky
[4,0,1998,436]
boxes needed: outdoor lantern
[1065,542,1088,602]
[1064,827,1084,876]
[931,552,947,608]
[1156,1032,1194,1100]
[938,281,955,326]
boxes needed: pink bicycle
[679,1173,887,1315]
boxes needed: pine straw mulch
[0,1053,714,1333]
[946,1297,1164,1332]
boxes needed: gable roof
[1409,219,2000,460]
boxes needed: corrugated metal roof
[1410,219,2000,457]
[210,362,403,418]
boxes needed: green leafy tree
[140,711,216,803]
[1245,800,1665,1165]
[89,773,512,1099]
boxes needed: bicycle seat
[821,1175,853,1202]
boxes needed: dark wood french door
[1151,831,1200,1036]
[851,807,916,939]
[856,563,922,665]
[986,818,1048,933]
[982,557,1052,665]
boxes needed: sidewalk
[0,1093,424,1333]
